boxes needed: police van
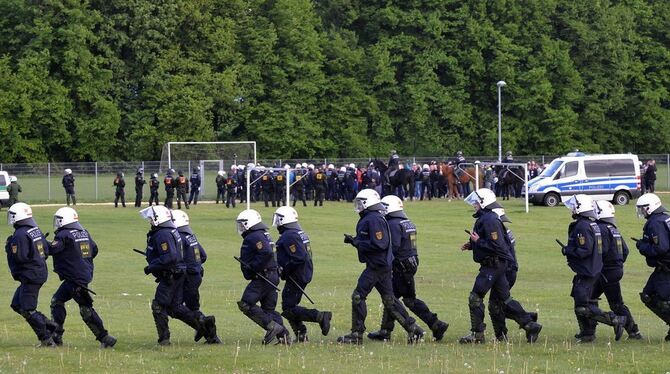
[0,171,9,207]
[525,153,641,207]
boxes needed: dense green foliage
[0,0,668,162]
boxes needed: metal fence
[1,154,668,204]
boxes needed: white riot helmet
[217,170,225,177]
[340,166,346,172]
[53,207,79,229]
[295,163,301,169]
[422,164,429,170]
[231,164,238,170]
[328,164,334,170]
[64,168,72,175]
[354,189,383,213]
[349,163,356,169]
[564,194,597,219]
[636,193,666,218]
[492,207,511,223]
[7,203,33,226]
[308,164,315,170]
[9,176,17,182]
[381,195,406,218]
[284,164,291,169]
[464,188,500,210]
[171,209,190,228]
[300,163,307,168]
[593,200,616,225]
[272,206,299,227]
[139,206,175,228]
[236,209,263,235]
[152,173,158,178]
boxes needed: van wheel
[613,191,630,205]
[543,193,560,207]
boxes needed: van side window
[563,161,579,178]
[609,159,635,176]
[584,160,609,178]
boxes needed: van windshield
[539,160,563,178]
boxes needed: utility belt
[159,268,184,279]
[481,256,502,267]
[393,256,418,273]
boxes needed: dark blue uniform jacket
[387,217,417,261]
[563,217,603,277]
[276,228,313,284]
[145,227,184,275]
[596,221,628,271]
[637,213,670,268]
[353,210,392,270]
[239,228,276,280]
[50,223,98,285]
[5,222,49,283]
[178,227,207,274]
[470,210,514,264]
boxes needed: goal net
[159,141,256,200]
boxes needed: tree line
[0,0,668,162]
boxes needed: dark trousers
[263,188,275,207]
[469,260,531,332]
[275,188,285,206]
[572,274,618,335]
[164,190,174,208]
[135,188,143,207]
[239,273,283,329]
[149,190,159,205]
[216,187,225,203]
[351,267,414,333]
[281,280,319,334]
[11,281,51,340]
[314,186,325,206]
[590,268,637,333]
[176,189,188,209]
[152,274,202,341]
[183,272,202,311]
[226,190,236,208]
[114,190,126,207]
[188,189,199,205]
[51,280,108,340]
[380,261,438,331]
[65,191,76,206]
[488,268,519,336]
[640,269,670,325]
[292,187,306,207]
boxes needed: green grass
[1,197,670,373]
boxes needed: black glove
[144,266,151,275]
[343,234,354,245]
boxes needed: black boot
[318,311,332,336]
[100,334,117,348]
[406,324,425,344]
[263,321,289,345]
[431,321,449,342]
[458,331,485,344]
[367,329,391,341]
[523,321,542,343]
[337,331,364,344]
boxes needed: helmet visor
[354,199,367,213]
[53,215,63,230]
[272,213,283,227]
[636,205,648,218]
[236,220,247,235]
[464,191,482,207]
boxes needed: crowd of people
[4,184,670,347]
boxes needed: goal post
[473,161,529,213]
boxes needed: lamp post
[497,80,506,163]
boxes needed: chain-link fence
[1,154,668,204]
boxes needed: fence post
[48,163,51,201]
[667,154,669,190]
[95,162,98,201]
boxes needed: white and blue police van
[0,171,9,207]
[525,153,641,207]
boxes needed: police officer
[7,176,22,206]
[175,171,189,210]
[635,193,670,340]
[345,164,357,202]
[62,169,76,206]
[487,208,539,341]
[188,167,201,206]
[5,203,57,346]
[420,165,431,200]
[149,173,160,206]
[591,200,642,339]
[49,207,117,347]
[113,172,126,208]
[215,170,226,204]
[562,194,626,343]
[338,189,424,344]
[313,167,326,207]
[384,150,400,187]
[260,167,275,207]
[503,151,514,163]
[459,188,541,344]
[326,164,337,201]
[134,168,146,208]
[367,195,449,342]
[274,169,287,207]
[164,169,175,208]
[273,206,332,342]
[337,166,347,201]
[172,210,221,344]
[139,206,211,345]
[292,169,307,207]
[235,209,290,345]
[226,172,238,208]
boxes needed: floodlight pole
[246,167,251,210]
[497,80,506,163]
[285,165,290,207]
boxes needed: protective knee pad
[151,300,164,315]
[351,292,363,306]
[237,300,252,315]
[488,299,504,315]
[380,294,395,308]
[19,309,34,320]
[402,297,416,309]
[574,306,591,317]
[50,297,65,310]
[79,305,93,320]
[468,292,483,308]
[610,303,629,315]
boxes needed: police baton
[464,229,471,236]
[132,248,147,256]
[44,232,50,239]
[630,237,640,243]
[233,256,281,292]
[67,279,97,295]
[555,239,567,248]
[287,276,315,305]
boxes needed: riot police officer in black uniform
[49,207,117,347]
[135,168,146,207]
[149,173,160,206]
[274,169,287,207]
[113,172,126,208]
[175,171,189,210]
[188,167,201,206]
[260,167,275,207]
[62,169,76,206]
[226,172,238,208]
[292,168,307,207]
[163,169,175,208]
[215,171,226,204]
[313,167,326,206]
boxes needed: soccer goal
[159,141,256,200]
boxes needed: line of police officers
[5,190,670,347]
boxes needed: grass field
[1,196,670,373]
